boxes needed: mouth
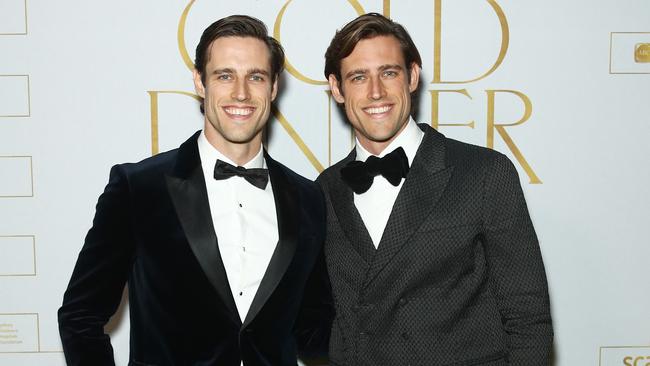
[223,106,255,119]
[363,104,393,118]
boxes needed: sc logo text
[624,356,650,366]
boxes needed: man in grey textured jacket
[318,12,553,366]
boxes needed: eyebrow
[212,68,270,76]
[378,64,403,72]
[211,68,233,77]
[344,64,403,79]
[248,68,270,76]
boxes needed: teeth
[224,107,253,116]
[365,105,391,114]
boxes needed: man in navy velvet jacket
[58,15,331,366]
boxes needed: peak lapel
[165,132,240,323]
[364,125,453,287]
[327,152,376,264]
[242,153,298,328]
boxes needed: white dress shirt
[197,132,278,323]
[354,118,424,247]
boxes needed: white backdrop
[1,1,649,365]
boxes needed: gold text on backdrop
[162,0,540,182]
[432,0,509,84]
[623,355,650,366]
[147,91,201,155]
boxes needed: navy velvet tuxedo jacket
[318,124,553,366]
[58,132,332,366]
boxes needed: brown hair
[194,15,285,84]
[324,13,422,83]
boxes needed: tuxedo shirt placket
[354,118,424,247]
[227,173,278,319]
[197,133,279,349]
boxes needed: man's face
[193,36,278,152]
[329,35,420,154]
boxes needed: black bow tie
[340,147,410,194]
[213,160,269,190]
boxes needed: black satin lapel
[165,159,240,323]
[328,175,376,264]
[364,126,453,286]
[243,156,298,327]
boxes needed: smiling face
[329,35,420,155]
[193,36,278,156]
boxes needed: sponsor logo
[635,43,650,63]
[600,347,650,366]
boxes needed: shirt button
[238,203,243,208]
[239,292,243,296]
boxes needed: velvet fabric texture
[318,124,553,366]
[58,132,332,366]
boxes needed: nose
[368,76,386,100]
[232,78,250,101]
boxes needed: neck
[359,139,392,156]
[204,127,262,166]
[357,118,411,156]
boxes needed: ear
[270,77,279,102]
[192,69,205,98]
[328,74,345,103]
[408,63,420,93]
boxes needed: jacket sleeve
[482,153,553,365]
[58,165,136,366]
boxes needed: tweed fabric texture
[318,124,553,366]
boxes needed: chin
[368,128,398,141]
[225,135,255,144]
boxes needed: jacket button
[401,332,410,340]
[398,298,408,306]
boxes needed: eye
[249,74,265,82]
[350,75,366,83]
[382,70,398,78]
[216,74,232,81]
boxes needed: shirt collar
[197,130,266,170]
[355,117,424,166]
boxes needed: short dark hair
[324,13,422,83]
[194,15,285,84]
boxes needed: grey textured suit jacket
[317,124,552,366]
